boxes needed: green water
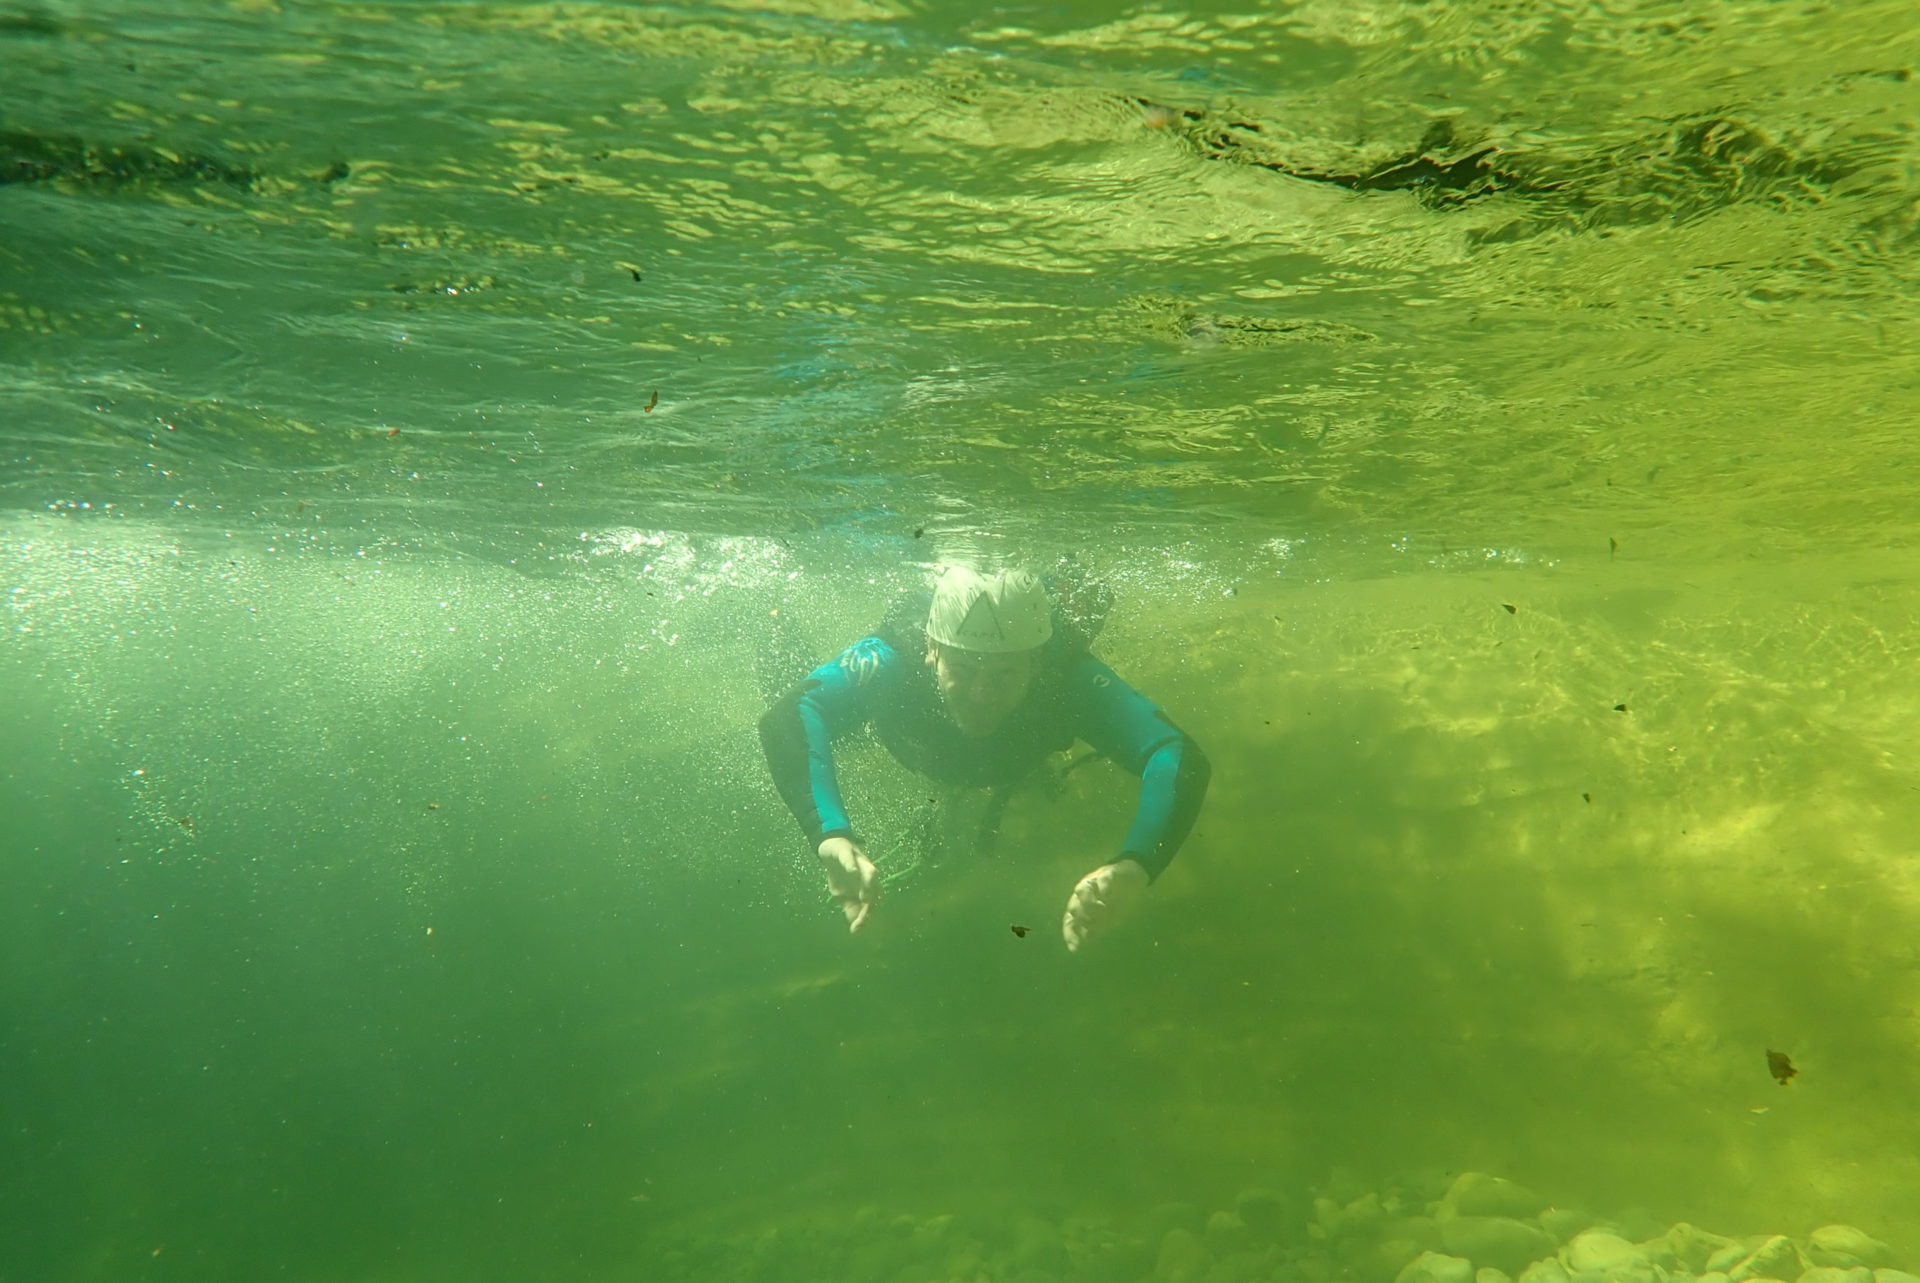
[4,2,1919,1281]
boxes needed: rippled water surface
[4,2,1919,1281]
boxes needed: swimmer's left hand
[1062,858,1149,953]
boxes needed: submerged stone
[1397,1250,1478,1283]
[1207,1210,1253,1254]
[1150,1203,1207,1240]
[1521,1259,1574,1283]
[1667,1225,1739,1274]
[1732,1238,1805,1283]
[1566,1232,1646,1274]
[1156,1226,1209,1283]
[1235,1187,1295,1240]
[1798,1268,1873,1283]
[1809,1229,1894,1271]
[1543,1211,1602,1245]
[1444,1173,1551,1221]
[1443,1216,1559,1275]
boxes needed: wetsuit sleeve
[757,636,898,849]
[1068,657,1211,881]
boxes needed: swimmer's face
[928,642,1039,737]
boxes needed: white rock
[1873,1272,1920,1283]
[1481,1269,1517,1283]
[1810,1230,1894,1271]
[1397,1250,1477,1283]
[1567,1232,1646,1274]
[1521,1261,1573,1283]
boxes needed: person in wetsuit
[758,565,1210,950]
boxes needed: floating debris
[1010,925,1030,938]
[1502,603,1517,615]
[1124,294,1375,347]
[644,390,659,412]
[1613,703,1628,713]
[1,128,257,190]
[1766,1049,1797,1085]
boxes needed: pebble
[643,1183,1919,1283]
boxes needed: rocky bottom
[645,1171,1912,1283]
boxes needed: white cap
[926,566,1053,653]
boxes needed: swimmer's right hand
[816,837,879,933]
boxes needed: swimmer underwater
[757,565,1211,950]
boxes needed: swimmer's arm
[757,636,899,847]
[1070,658,1212,879]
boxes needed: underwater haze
[4,1,1920,1281]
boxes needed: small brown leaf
[1765,1049,1797,1085]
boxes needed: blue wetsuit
[758,623,1210,879]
